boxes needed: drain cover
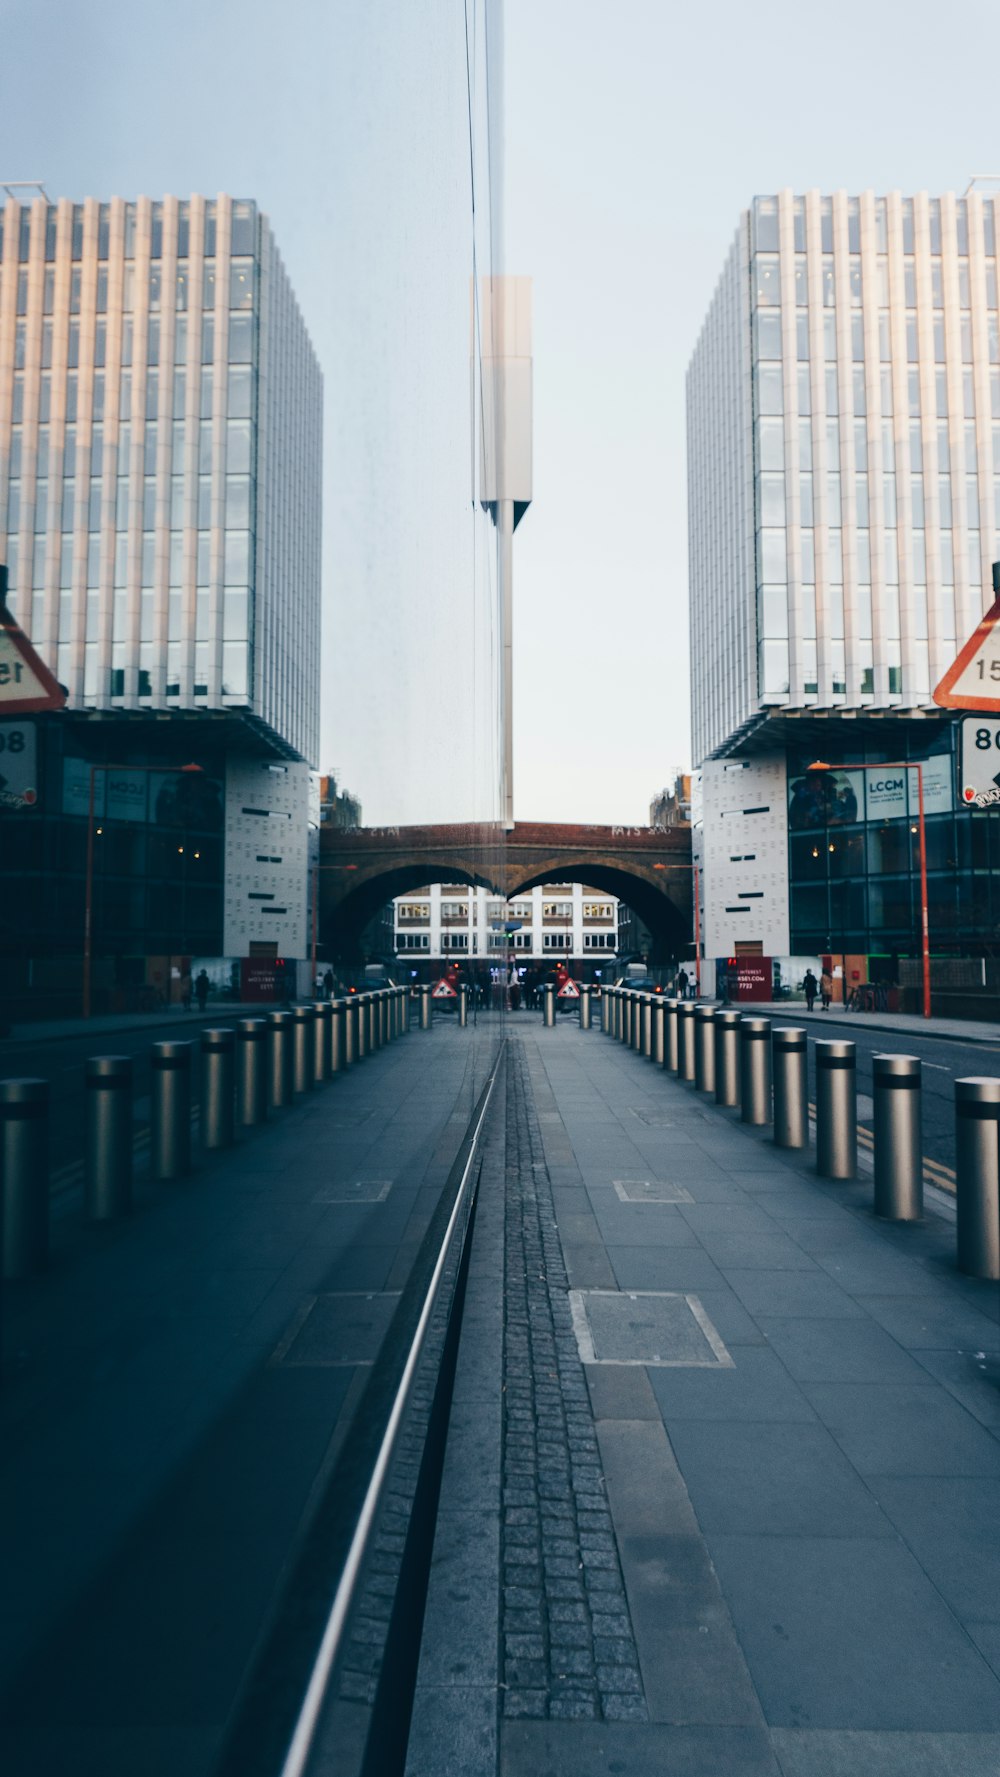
[569,1290,733,1368]
[312,1179,393,1203]
[272,1292,400,1366]
[613,1179,693,1204]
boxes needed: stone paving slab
[490,1022,1000,1776]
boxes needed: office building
[393,883,618,977]
[0,193,322,1016]
[689,189,1000,1010]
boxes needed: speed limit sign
[960,716,1000,807]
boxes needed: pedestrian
[677,967,689,1001]
[323,968,334,1001]
[819,968,833,1011]
[803,968,818,1013]
[194,968,210,1012]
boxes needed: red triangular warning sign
[933,596,1000,711]
[431,978,458,998]
[0,601,67,714]
[557,978,580,997]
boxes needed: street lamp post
[808,760,931,1021]
[83,761,203,1019]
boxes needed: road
[0,1010,250,1184]
[770,1013,1000,1191]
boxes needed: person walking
[819,968,833,1011]
[803,968,818,1013]
[677,967,689,1001]
[194,968,210,1013]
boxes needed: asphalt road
[0,1010,247,1182]
[770,1013,1000,1187]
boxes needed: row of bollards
[0,987,412,1281]
[603,987,1000,1282]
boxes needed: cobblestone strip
[502,1038,647,1723]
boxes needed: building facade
[0,193,322,1017]
[392,883,618,976]
[689,189,1000,1007]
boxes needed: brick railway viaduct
[319,821,693,964]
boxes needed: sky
[3,0,1000,825]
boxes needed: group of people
[802,967,834,1012]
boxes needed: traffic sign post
[0,572,66,715]
[934,563,1000,712]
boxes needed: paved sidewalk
[415,1021,1000,1776]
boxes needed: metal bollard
[815,1040,857,1179]
[85,1056,133,1220]
[378,990,388,1047]
[622,992,632,1046]
[292,1004,315,1094]
[543,983,556,1027]
[268,1010,294,1109]
[419,985,432,1031]
[651,996,664,1065]
[201,1028,235,1150]
[356,995,369,1058]
[150,1041,192,1180]
[398,987,409,1035]
[612,988,621,1040]
[714,1010,741,1107]
[773,1027,808,1148]
[955,1078,1000,1278]
[739,1018,772,1126]
[364,994,376,1054]
[330,1000,346,1074]
[344,997,358,1066]
[314,1001,333,1081]
[641,994,653,1058]
[694,1004,716,1093]
[580,984,591,1030]
[602,988,611,1035]
[873,1055,922,1222]
[677,1003,697,1082]
[1,1078,49,1277]
[459,984,469,1028]
[664,998,680,1073]
[236,1019,269,1125]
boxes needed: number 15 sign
[934,587,1000,712]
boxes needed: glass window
[200,370,214,420]
[883,475,896,526]
[959,261,971,309]
[794,258,808,304]
[143,425,157,474]
[754,256,780,306]
[753,197,780,252]
[799,473,813,525]
[824,367,837,414]
[225,475,253,528]
[230,201,257,255]
[884,532,899,584]
[796,311,809,361]
[800,530,815,582]
[879,313,891,362]
[229,260,254,310]
[143,481,156,529]
[199,420,213,474]
[911,476,924,524]
[755,364,783,415]
[226,419,254,474]
[933,318,945,364]
[798,366,812,415]
[854,421,867,471]
[906,315,918,363]
[149,265,162,310]
[223,588,248,637]
[851,314,864,361]
[849,258,862,305]
[822,259,835,307]
[201,316,214,364]
[759,639,789,695]
[828,530,843,583]
[228,365,254,420]
[940,531,954,583]
[852,368,865,416]
[987,262,998,309]
[938,476,953,525]
[198,479,212,528]
[856,530,871,583]
[228,315,254,363]
[758,529,786,582]
[224,530,250,585]
[912,531,926,583]
[758,583,787,635]
[221,644,248,698]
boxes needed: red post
[916,764,932,1019]
[693,864,701,995]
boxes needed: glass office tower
[0,193,321,763]
[689,189,1000,767]
[689,190,1000,996]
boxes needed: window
[398,903,430,922]
[583,932,616,950]
[230,260,254,311]
[543,932,571,950]
[396,933,429,951]
[441,932,469,950]
[542,901,573,920]
[228,316,254,364]
[583,902,614,920]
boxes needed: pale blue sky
[3,0,1000,822]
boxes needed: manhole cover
[568,1290,733,1368]
[613,1180,693,1204]
[272,1292,400,1367]
[312,1179,393,1203]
